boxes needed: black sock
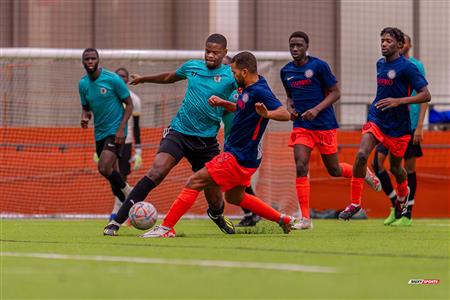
[111,185,125,202]
[405,172,417,218]
[106,170,126,189]
[243,187,254,214]
[208,202,224,216]
[377,170,395,206]
[114,176,156,224]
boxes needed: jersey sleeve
[406,63,428,92]
[257,87,282,111]
[227,90,239,103]
[130,91,142,116]
[112,73,131,101]
[175,60,193,79]
[318,60,338,89]
[78,81,88,109]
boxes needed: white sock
[111,197,122,214]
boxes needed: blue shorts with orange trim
[288,127,338,155]
[205,152,257,192]
[362,122,410,157]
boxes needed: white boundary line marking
[1,252,336,274]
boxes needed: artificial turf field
[1,219,448,300]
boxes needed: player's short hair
[289,31,309,44]
[206,33,227,48]
[380,27,405,44]
[82,48,99,59]
[115,67,129,77]
[231,51,257,73]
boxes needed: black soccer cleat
[338,204,361,220]
[394,187,410,219]
[207,209,235,234]
[235,214,261,227]
[103,224,120,236]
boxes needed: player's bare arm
[208,95,237,112]
[255,103,290,121]
[115,96,133,144]
[414,102,428,144]
[375,86,431,111]
[80,109,91,129]
[301,84,340,121]
[129,72,183,85]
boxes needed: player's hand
[129,74,142,85]
[287,105,298,121]
[93,152,99,164]
[255,102,270,118]
[375,98,402,111]
[208,95,225,107]
[81,112,91,129]
[115,129,126,145]
[413,126,424,145]
[301,107,320,121]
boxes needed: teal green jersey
[408,57,426,130]
[79,68,130,141]
[172,60,236,137]
[222,90,239,142]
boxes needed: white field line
[1,252,336,274]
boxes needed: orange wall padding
[1,128,449,218]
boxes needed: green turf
[1,219,449,299]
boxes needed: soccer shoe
[103,223,120,236]
[365,168,382,192]
[278,215,296,234]
[235,214,261,227]
[140,225,176,238]
[390,216,412,227]
[394,187,410,219]
[207,209,236,234]
[338,204,361,220]
[383,207,397,226]
[292,218,313,230]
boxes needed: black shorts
[375,130,423,159]
[95,135,124,158]
[158,128,220,172]
[119,143,132,177]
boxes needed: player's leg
[225,186,295,234]
[141,166,217,238]
[236,185,261,227]
[204,185,235,234]
[388,153,410,220]
[339,132,379,220]
[294,144,313,229]
[109,143,132,221]
[104,130,183,236]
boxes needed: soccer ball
[128,202,158,230]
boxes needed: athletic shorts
[158,127,220,172]
[375,129,423,159]
[288,127,338,155]
[362,122,410,158]
[95,135,124,158]
[205,152,257,192]
[119,143,132,177]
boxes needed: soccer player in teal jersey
[221,55,261,227]
[104,34,237,236]
[79,48,134,207]
[372,33,428,226]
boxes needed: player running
[339,27,431,220]
[79,48,134,209]
[371,33,428,226]
[103,34,237,236]
[280,31,381,229]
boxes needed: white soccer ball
[128,202,158,230]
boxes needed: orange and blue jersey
[224,76,282,168]
[368,55,428,137]
[280,56,338,130]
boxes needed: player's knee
[147,168,166,185]
[326,164,341,177]
[97,163,111,177]
[390,165,403,177]
[355,151,369,167]
[295,162,308,177]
